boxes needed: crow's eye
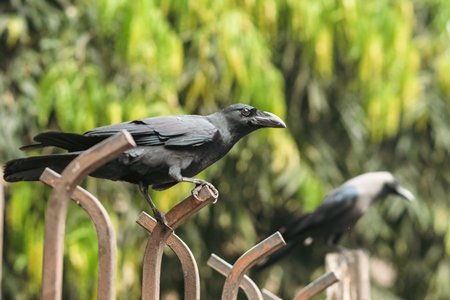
[241,108,251,116]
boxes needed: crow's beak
[395,185,415,202]
[252,111,286,128]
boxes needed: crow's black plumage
[4,104,286,226]
[255,172,414,271]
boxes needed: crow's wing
[86,115,218,147]
[21,115,218,151]
[281,185,359,240]
[87,115,218,147]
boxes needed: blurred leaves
[1,0,450,299]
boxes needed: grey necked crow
[255,172,414,271]
[3,104,286,226]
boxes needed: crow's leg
[138,181,171,229]
[327,234,347,252]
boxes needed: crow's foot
[152,208,173,231]
[192,181,219,203]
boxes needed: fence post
[325,250,371,300]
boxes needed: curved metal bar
[141,222,172,300]
[293,271,339,300]
[40,130,136,300]
[262,289,283,300]
[40,168,117,300]
[137,213,200,300]
[141,185,217,300]
[222,232,286,300]
[207,254,263,300]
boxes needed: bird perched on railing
[254,172,414,271]
[3,103,286,226]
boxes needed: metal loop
[221,232,286,300]
[140,185,217,300]
[40,130,135,299]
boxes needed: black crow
[255,172,414,271]
[4,104,286,226]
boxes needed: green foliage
[1,0,450,299]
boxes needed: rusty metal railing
[262,289,284,300]
[208,254,265,299]
[221,232,285,300]
[40,130,136,300]
[136,185,217,300]
[137,213,202,300]
[3,129,341,299]
[293,271,339,300]
[208,232,340,300]
[40,169,118,300]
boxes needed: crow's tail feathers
[20,131,105,152]
[3,153,79,182]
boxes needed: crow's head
[218,104,286,136]
[345,172,415,202]
[380,172,415,202]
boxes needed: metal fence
[2,131,372,300]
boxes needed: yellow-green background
[1,0,450,299]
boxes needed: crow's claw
[153,209,173,231]
[192,182,219,203]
